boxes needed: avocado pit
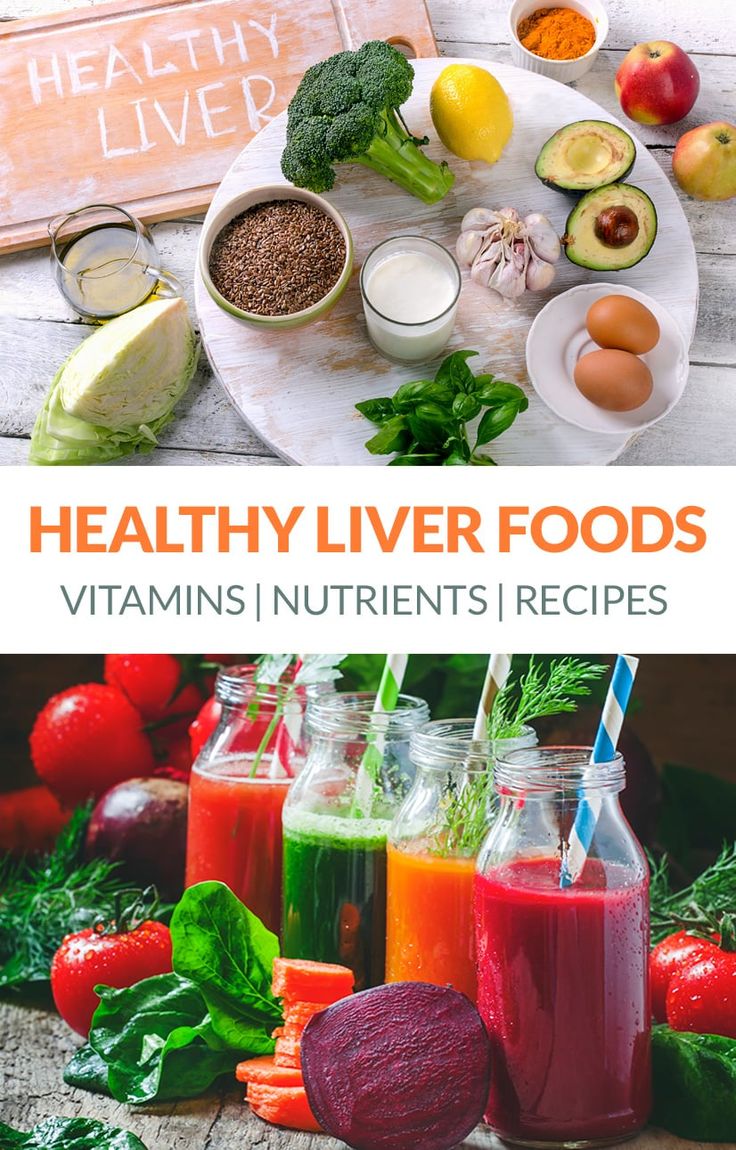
[594,205,640,248]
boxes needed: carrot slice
[247,1082,323,1134]
[271,1026,285,1039]
[284,1000,328,1031]
[272,958,354,1004]
[274,1035,301,1068]
[236,1056,303,1087]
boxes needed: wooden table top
[0,0,734,466]
[2,999,733,1150]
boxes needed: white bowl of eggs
[525,284,689,435]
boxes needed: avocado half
[535,120,636,195]
[563,183,657,271]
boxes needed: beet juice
[474,747,651,1148]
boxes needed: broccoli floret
[281,41,455,205]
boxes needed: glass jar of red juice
[186,665,310,935]
[474,746,651,1148]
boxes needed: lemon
[430,64,513,164]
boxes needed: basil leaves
[356,350,528,465]
[65,882,282,1105]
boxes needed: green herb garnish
[356,350,528,465]
[430,772,496,857]
[649,843,736,944]
[491,656,608,740]
[0,806,165,990]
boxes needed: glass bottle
[386,719,537,1000]
[475,746,651,1147]
[186,665,310,935]
[281,691,430,990]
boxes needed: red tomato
[667,948,736,1039]
[30,684,155,806]
[51,920,172,1036]
[650,930,720,1022]
[104,654,190,723]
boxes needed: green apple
[673,122,736,201]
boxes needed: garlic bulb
[456,206,560,301]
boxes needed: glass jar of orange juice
[186,665,311,935]
[386,719,537,1000]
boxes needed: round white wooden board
[195,58,699,465]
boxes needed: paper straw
[473,654,513,742]
[352,654,408,816]
[269,656,305,779]
[560,654,639,888]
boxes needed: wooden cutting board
[194,58,699,467]
[0,0,437,253]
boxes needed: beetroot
[85,777,188,900]
[301,982,491,1150]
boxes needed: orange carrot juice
[386,844,477,1000]
[186,758,290,935]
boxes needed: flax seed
[209,199,346,316]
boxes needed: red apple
[615,41,700,126]
[673,122,736,201]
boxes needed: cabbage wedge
[30,298,198,465]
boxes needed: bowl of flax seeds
[199,185,354,329]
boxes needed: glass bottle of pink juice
[474,746,651,1148]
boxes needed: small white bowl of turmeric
[508,0,609,84]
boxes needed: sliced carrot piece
[272,958,354,1004]
[271,1026,285,1039]
[284,1000,328,1031]
[247,1082,322,1134]
[274,1035,301,1068]
[235,1056,303,1087]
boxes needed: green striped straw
[352,654,408,817]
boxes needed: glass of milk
[360,236,462,363]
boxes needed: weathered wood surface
[0,0,734,465]
[2,1000,733,1150]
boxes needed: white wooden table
[1,0,734,466]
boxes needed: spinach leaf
[0,1118,147,1150]
[63,1042,111,1095]
[83,973,237,1104]
[171,881,281,1049]
[651,1024,736,1141]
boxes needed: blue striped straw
[560,654,639,888]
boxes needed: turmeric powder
[517,7,596,61]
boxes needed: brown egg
[585,295,660,355]
[574,349,653,412]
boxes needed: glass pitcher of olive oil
[49,204,181,319]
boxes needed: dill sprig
[491,656,608,740]
[649,843,736,944]
[0,806,165,990]
[431,771,496,857]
